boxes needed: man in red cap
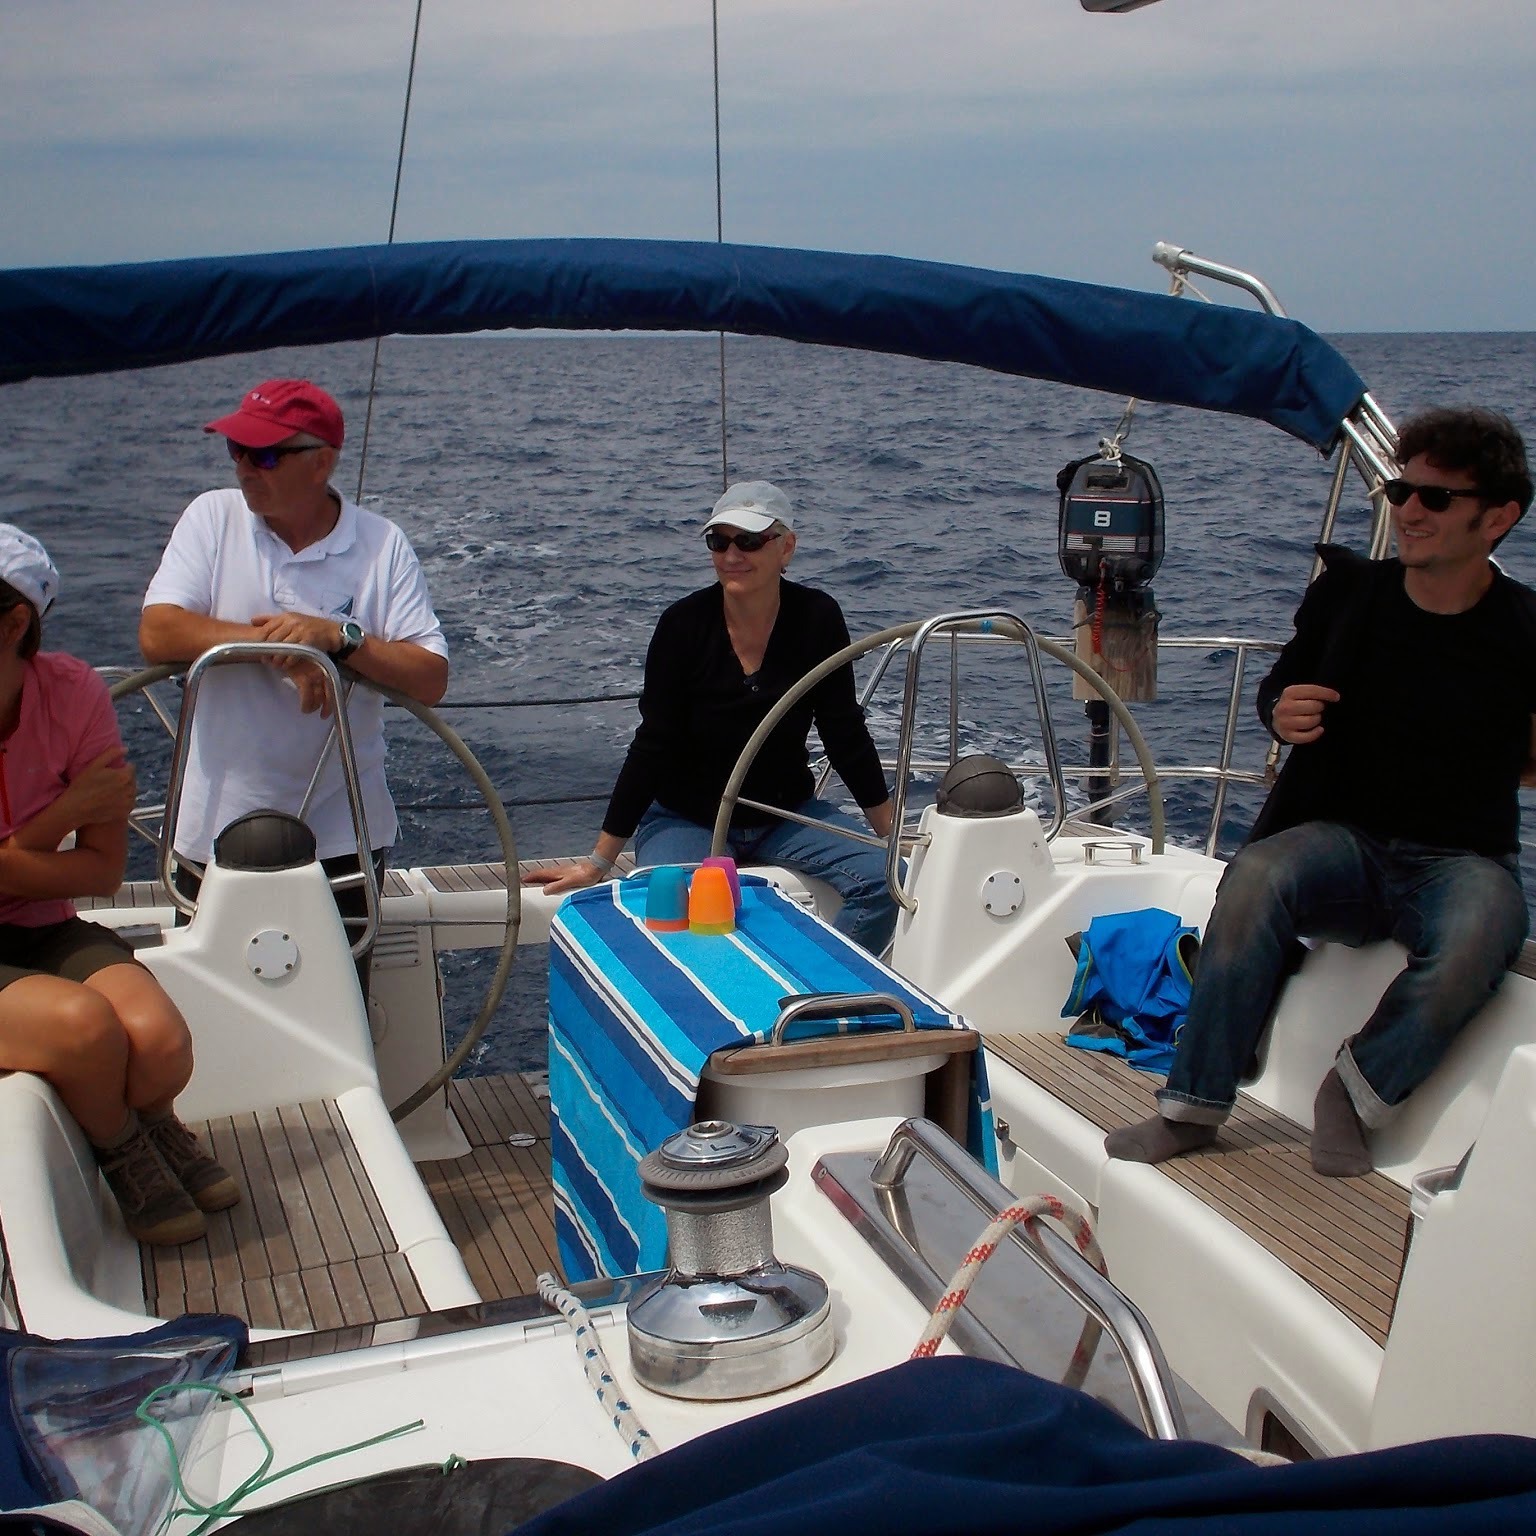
[139,380,448,989]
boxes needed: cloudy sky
[3,0,1531,332]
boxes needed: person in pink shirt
[0,524,238,1245]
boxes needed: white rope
[537,1272,659,1462]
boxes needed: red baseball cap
[203,379,345,449]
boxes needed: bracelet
[587,851,616,876]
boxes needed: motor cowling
[1057,451,1165,593]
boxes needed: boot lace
[150,1115,203,1168]
[104,1132,170,1208]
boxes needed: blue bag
[0,1314,245,1535]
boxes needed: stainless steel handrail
[765,991,916,1046]
[894,609,1069,850]
[869,1117,1187,1441]
[713,616,1166,919]
[822,627,1280,856]
[153,641,380,956]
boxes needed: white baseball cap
[0,524,60,618]
[703,481,794,536]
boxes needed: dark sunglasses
[227,441,322,471]
[1381,478,1486,513]
[704,528,781,554]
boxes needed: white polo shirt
[143,488,448,863]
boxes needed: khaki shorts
[0,917,140,994]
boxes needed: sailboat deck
[986,1033,1410,1347]
[141,1074,559,1332]
[418,1073,561,1302]
[142,1099,430,1330]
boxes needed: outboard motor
[1057,444,1165,825]
[626,1120,833,1400]
[1057,449,1165,596]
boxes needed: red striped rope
[911,1193,1106,1389]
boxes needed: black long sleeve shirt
[1252,546,1536,856]
[602,579,889,838]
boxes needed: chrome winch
[625,1119,833,1400]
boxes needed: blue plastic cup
[645,866,691,931]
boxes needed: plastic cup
[688,866,736,936]
[645,866,691,931]
[700,855,742,914]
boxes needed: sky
[2,0,1533,333]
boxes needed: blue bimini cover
[1062,907,1199,1074]
[0,239,1366,452]
[512,1356,1536,1536]
[549,874,995,1281]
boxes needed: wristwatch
[334,618,366,663]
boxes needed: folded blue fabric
[1062,907,1199,1074]
[513,1356,1536,1535]
[550,874,994,1281]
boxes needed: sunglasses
[1381,478,1486,513]
[227,441,322,471]
[704,528,781,554]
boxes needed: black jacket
[1249,544,1536,852]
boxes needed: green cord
[134,1381,425,1535]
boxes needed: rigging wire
[1099,269,1189,461]
[354,0,426,503]
[712,0,730,489]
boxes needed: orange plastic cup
[688,865,736,936]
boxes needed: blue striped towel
[549,873,994,1280]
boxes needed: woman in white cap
[526,481,898,951]
[0,524,238,1245]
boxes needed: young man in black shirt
[1107,406,1536,1176]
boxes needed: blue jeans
[634,800,899,954]
[1158,822,1528,1129]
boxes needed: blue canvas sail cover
[512,1356,1536,1536]
[0,239,1364,450]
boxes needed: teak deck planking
[141,1074,559,1331]
[985,1032,1410,1347]
[142,1098,427,1331]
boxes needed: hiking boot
[96,1122,206,1246]
[144,1112,241,1212]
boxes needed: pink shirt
[0,652,124,927]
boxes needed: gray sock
[91,1111,139,1152]
[1310,1068,1372,1178]
[1105,1116,1219,1164]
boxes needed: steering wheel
[108,661,519,1123]
[710,615,1165,913]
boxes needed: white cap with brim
[703,480,794,536]
[0,523,60,618]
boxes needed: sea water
[1,331,1533,1069]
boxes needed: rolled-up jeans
[634,799,899,954]
[1157,821,1528,1129]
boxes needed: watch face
[336,619,365,658]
